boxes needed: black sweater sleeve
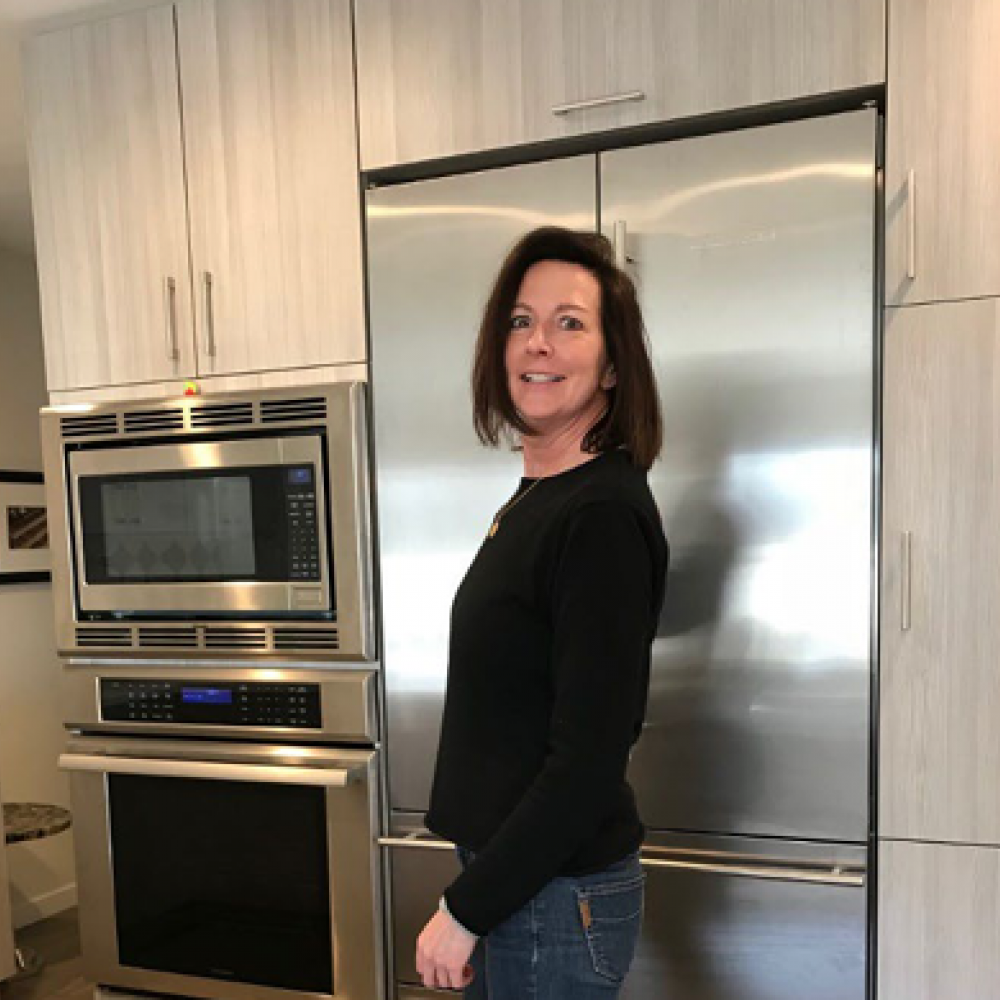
[442,499,656,935]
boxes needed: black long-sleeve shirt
[424,448,669,936]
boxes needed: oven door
[60,736,384,1000]
[68,434,331,617]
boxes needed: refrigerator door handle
[641,853,865,887]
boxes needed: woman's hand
[416,909,477,991]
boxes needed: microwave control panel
[100,679,322,728]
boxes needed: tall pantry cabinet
[879,1,1000,996]
[24,0,365,396]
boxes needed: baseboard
[11,882,77,929]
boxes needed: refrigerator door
[367,157,597,813]
[602,110,877,841]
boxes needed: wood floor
[1,910,91,1000]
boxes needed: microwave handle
[59,752,362,788]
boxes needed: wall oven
[41,383,373,660]
[59,665,386,1000]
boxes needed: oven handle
[59,753,363,788]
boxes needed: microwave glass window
[78,465,324,585]
[101,477,255,579]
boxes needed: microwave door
[69,435,331,617]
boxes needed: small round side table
[2,802,73,979]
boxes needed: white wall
[0,245,75,927]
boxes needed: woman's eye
[509,314,530,330]
[559,315,584,331]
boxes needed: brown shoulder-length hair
[472,226,663,470]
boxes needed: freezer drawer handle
[552,90,645,116]
[59,753,362,788]
[906,169,916,280]
[641,855,864,887]
[377,834,455,852]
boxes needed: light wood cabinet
[355,0,885,169]
[885,0,1000,304]
[176,0,365,376]
[880,299,1000,844]
[878,840,1000,1000]
[25,0,365,395]
[24,6,196,390]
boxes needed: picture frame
[0,471,51,584]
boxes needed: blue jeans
[456,847,645,999]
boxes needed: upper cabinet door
[881,299,1000,844]
[24,6,195,390]
[355,0,885,170]
[176,0,366,375]
[886,0,1000,304]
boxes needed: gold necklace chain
[488,478,543,538]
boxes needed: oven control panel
[100,679,322,728]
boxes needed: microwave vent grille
[189,402,255,430]
[60,414,119,438]
[273,627,339,651]
[123,408,185,434]
[137,626,198,648]
[260,397,328,424]
[203,626,268,651]
[75,626,132,647]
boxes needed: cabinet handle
[202,271,217,358]
[612,220,628,269]
[163,276,179,361]
[552,90,645,116]
[906,169,916,280]
[901,530,912,631]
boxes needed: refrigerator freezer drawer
[384,825,866,1000]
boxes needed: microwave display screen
[78,465,323,585]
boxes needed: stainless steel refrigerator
[369,109,876,1000]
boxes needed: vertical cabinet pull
[163,276,179,361]
[901,531,912,631]
[203,271,217,358]
[906,169,916,281]
[612,220,628,270]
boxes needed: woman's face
[504,260,616,437]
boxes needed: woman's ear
[601,366,617,390]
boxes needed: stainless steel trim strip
[901,529,912,631]
[907,168,916,280]
[163,276,179,361]
[203,270,216,358]
[59,753,361,787]
[551,90,645,116]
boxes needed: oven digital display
[181,687,233,705]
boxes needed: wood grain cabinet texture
[24,6,195,391]
[880,299,1000,846]
[24,0,365,396]
[176,0,365,377]
[878,840,1000,1000]
[355,0,885,169]
[886,0,1000,304]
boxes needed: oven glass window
[78,464,324,584]
[108,774,333,992]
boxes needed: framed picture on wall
[0,471,50,584]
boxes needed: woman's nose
[526,324,553,354]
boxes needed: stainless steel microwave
[41,384,373,660]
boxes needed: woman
[416,226,668,997]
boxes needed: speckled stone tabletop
[3,803,72,845]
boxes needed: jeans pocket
[573,872,645,984]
